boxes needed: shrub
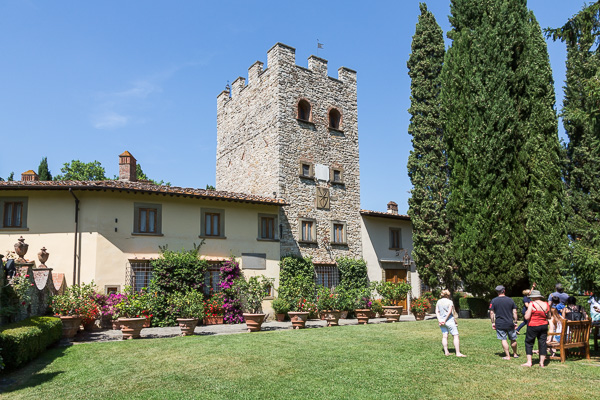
[204,293,225,317]
[272,298,291,314]
[336,257,369,291]
[0,316,62,370]
[316,286,343,311]
[421,291,439,306]
[279,275,316,311]
[374,281,411,306]
[51,282,98,319]
[235,275,273,314]
[459,297,489,318]
[353,287,373,310]
[410,297,430,315]
[371,299,384,316]
[335,286,356,312]
[169,290,205,319]
[220,259,244,324]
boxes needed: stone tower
[216,43,361,263]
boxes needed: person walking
[490,285,518,360]
[435,289,466,357]
[516,289,531,334]
[522,290,549,367]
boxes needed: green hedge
[458,297,489,318]
[0,316,62,371]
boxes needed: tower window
[297,99,312,122]
[328,108,342,130]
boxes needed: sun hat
[495,285,505,292]
[529,290,544,299]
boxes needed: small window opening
[329,108,341,129]
[298,100,311,121]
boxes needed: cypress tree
[37,157,52,181]
[407,4,454,290]
[553,4,600,293]
[442,0,565,295]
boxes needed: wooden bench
[547,316,591,363]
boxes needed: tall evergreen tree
[407,4,454,290]
[37,157,52,181]
[442,0,565,295]
[549,3,600,293]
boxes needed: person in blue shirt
[516,289,530,334]
[547,283,569,305]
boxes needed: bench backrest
[559,316,591,346]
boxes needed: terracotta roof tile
[119,150,134,157]
[360,209,411,221]
[0,180,286,206]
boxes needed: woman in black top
[562,296,587,321]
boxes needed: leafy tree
[441,0,566,295]
[205,184,215,190]
[407,3,455,291]
[7,172,14,182]
[548,3,600,293]
[37,157,52,181]
[136,164,170,186]
[336,257,368,291]
[54,160,108,181]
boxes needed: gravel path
[65,314,426,345]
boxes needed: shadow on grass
[0,345,67,395]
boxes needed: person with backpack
[562,296,587,321]
[521,290,549,368]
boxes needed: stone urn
[340,311,349,319]
[243,313,266,332]
[355,309,371,325]
[37,247,50,267]
[14,236,29,263]
[119,317,146,339]
[60,315,83,339]
[275,313,286,322]
[288,311,309,329]
[111,319,122,330]
[382,306,403,323]
[177,318,199,336]
[413,312,426,321]
[322,310,342,327]
[203,316,223,325]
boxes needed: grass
[1,319,599,400]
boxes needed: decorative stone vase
[203,316,224,325]
[275,313,286,322]
[177,318,199,336]
[288,311,309,329]
[322,310,342,327]
[83,319,98,331]
[355,309,371,325]
[340,311,349,319]
[111,320,121,330]
[37,247,49,267]
[243,313,266,332]
[413,312,426,321]
[14,236,29,263]
[60,315,83,339]
[119,317,146,339]
[382,306,403,323]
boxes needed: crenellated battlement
[218,43,356,103]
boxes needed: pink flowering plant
[220,258,244,324]
[51,282,98,317]
[354,287,373,309]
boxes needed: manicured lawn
[1,319,599,399]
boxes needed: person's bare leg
[511,340,518,357]
[501,339,511,359]
[454,335,466,357]
[539,355,546,368]
[442,332,450,356]
[521,354,533,367]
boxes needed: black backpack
[565,306,584,321]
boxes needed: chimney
[387,201,398,215]
[21,170,39,182]
[119,151,137,182]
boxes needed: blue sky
[0,0,585,213]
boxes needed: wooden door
[385,269,408,313]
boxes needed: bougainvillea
[219,258,244,324]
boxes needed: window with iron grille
[315,265,339,289]
[128,260,153,292]
[204,263,221,295]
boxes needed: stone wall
[217,43,361,263]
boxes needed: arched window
[297,99,311,122]
[328,108,341,129]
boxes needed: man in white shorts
[435,289,466,357]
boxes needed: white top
[436,298,454,321]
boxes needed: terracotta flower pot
[60,315,83,339]
[112,320,121,330]
[243,313,266,332]
[322,310,341,327]
[83,320,98,331]
[119,317,146,339]
[143,316,152,328]
[340,311,349,319]
[413,312,426,321]
[382,306,403,323]
[203,316,224,325]
[275,313,286,322]
[355,309,371,325]
[177,318,199,336]
[288,311,309,329]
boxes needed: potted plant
[410,297,430,320]
[316,286,343,327]
[287,298,312,329]
[375,281,412,322]
[115,290,146,339]
[336,286,354,319]
[237,275,273,332]
[50,285,90,338]
[138,288,154,328]
[354,287,373,325]
[371,299,384,319]
[421,291,439,314]
[171,290,204,336]
[203,293,225,325]
[271,297,290,322]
